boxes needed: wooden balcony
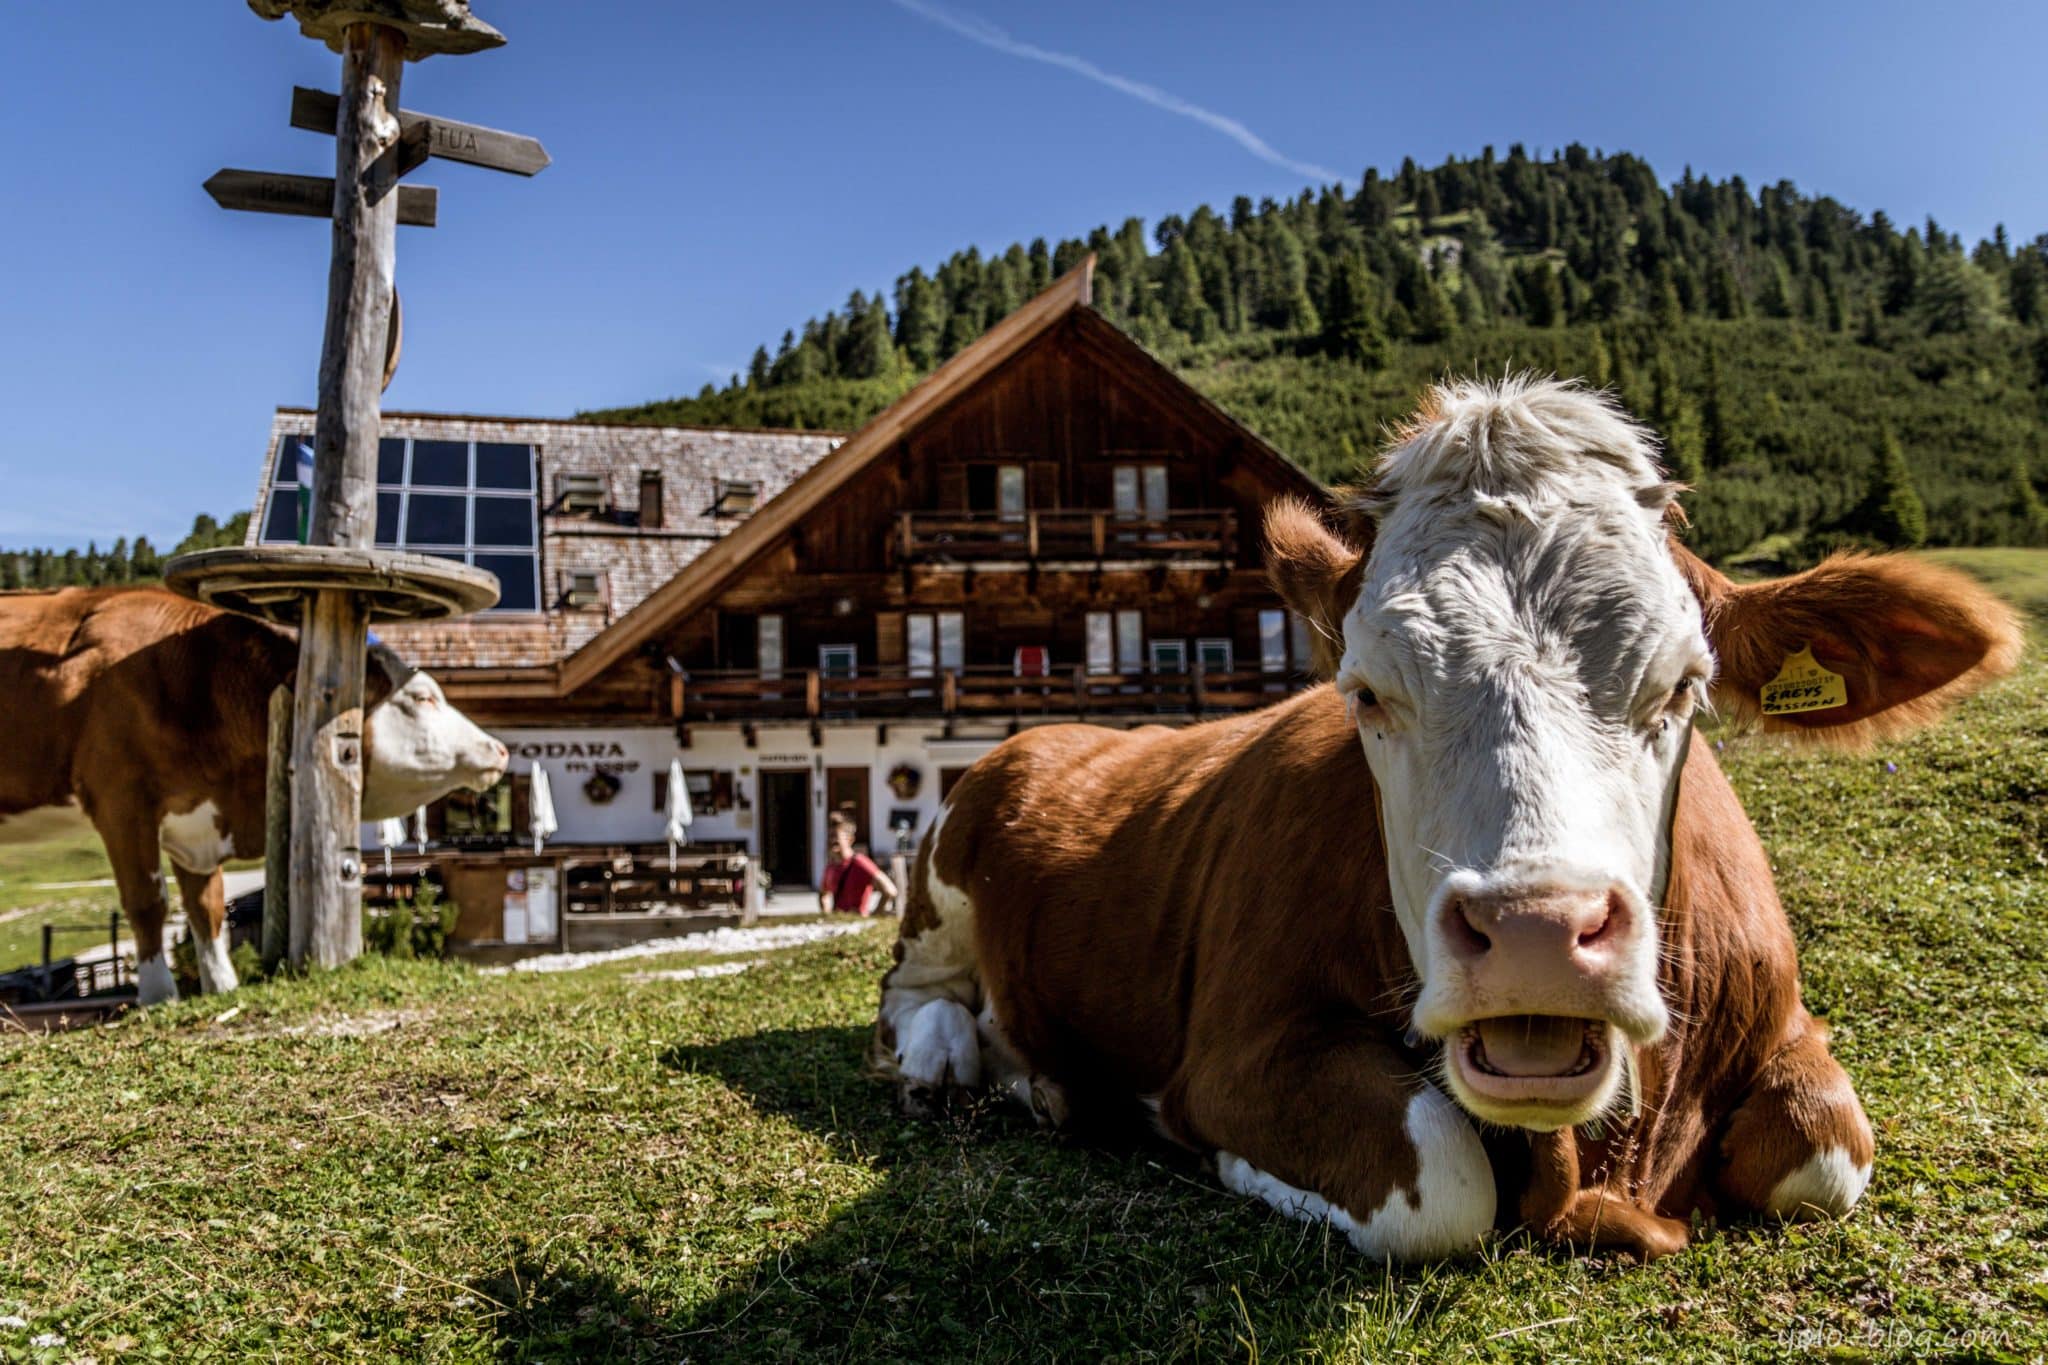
[674,664,1306,724]
[894,508,1237,564]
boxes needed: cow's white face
[1272,382,2023,1134]
[362,670,509,820]
[1329,381,1710,1130]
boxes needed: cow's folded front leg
[1714,1014,1874,1221]
[1160,1029,1497,1262]
[1519,1127,1690,1259]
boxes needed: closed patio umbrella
[665,757,693,871]
[529,761,558,855]
[376,816,406,878]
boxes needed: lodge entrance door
[759,768,812,888]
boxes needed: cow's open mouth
[1448,1015,1614,1117]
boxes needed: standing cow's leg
[1714,1014,1874,1220]
[172,864,239,995]
[94,807,177,1005]
[1160,1026,1499,1262]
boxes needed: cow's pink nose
[491,741,508,764]
[1442,886,1626,965]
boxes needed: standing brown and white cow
[0,585,508,1004]
[872,378,2020,1260]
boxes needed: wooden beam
[204,169,438,227]
[291,86,552,175]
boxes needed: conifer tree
[1518,261,1563,327]
[1699,347,1751,468]
[1415,178,1441,224]
[1319,254,1388,368]
[894,269,945,371]
[1854,425,1927,547]
[842,293,897,379]
[1161,239,1217,342]
[2010,454,2048,544]
[1649,348,1707,486]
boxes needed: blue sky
[4,1,2044,549]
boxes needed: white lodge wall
[362,723,993,885]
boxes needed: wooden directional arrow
[291,86,550,176]
[204,170,438,227]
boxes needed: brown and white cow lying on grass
[0,586,508,1004]
[872,377,2020,1261]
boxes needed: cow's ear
[1672,539,2023,747]
[1265,497,1367,679]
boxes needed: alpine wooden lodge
[243,261,1333,954]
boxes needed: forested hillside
[0,512,248,590]
[588,145,2048,565]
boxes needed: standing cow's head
[361,645,510,820]
[1270,377,2019,1131]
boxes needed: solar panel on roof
[259,431,541,614]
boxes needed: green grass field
[0,829,124,972]
[1,551,2043,1362]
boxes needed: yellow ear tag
[1760,646,1849,716]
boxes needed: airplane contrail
[889,0,1340,184]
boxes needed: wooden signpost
[289,86,551,176]
[204,169,439,227]
[172,0,546,976]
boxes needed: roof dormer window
[713,479,758,517]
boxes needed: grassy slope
[0,552,2043,1362]
[0,830,122,972]
[0,833,259,973]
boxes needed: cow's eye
[1653,677,1704,734]
[1337,670,1379,714]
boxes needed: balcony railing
[675,663,1307,723]
[894,508,1237,564]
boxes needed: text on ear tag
[1760,646,1848,716]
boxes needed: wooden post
[290,22,404,970]
[739,854,762,928]
[290,590,369,967]
[308,23,404,550]
[262,684,292,971]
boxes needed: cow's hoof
[897,1081,953,1119]
[192,932,240,995]
[897,998,982,1093]
[136,952,179,1006]
[1026,1076,1070,1129]
[1765,1147,1873,1221]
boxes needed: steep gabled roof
[556,256,1327,696]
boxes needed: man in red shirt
[819,812,899,916]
